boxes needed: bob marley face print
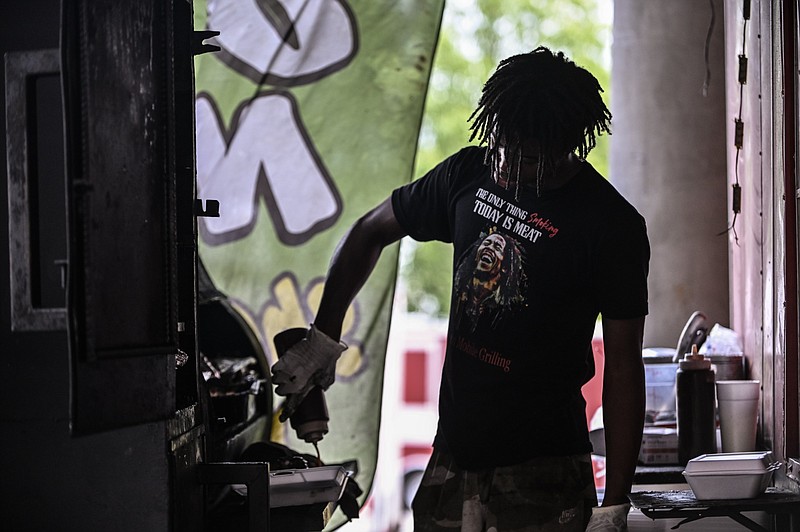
[476,233,506,277]
[454,228,528,330]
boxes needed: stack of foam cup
[716,380,760,452]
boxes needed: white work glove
[271,324,347,421]
[585,503,630,531]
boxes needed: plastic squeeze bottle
[676,344,717,464]
[273,328,331,448]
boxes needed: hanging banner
[193,0,443,519]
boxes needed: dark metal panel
[71,354,176,433]
[169,405,205,532]
[62,0,178,432]
[64,0,177,361]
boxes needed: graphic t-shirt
[391,146,650,470]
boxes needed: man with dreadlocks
[272,46,649,531]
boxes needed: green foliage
[402,0,611,318]
[401,239,454,316]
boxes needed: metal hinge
[191,30,220,56]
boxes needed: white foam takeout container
[682,451,782,500]
[232,465,348,508]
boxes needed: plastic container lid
[230,465,348,508]
[684,451,776,474]
[269,465,346,489]
[642,347,677,364]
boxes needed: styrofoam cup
[716,380,760,452]
[717,379,760,400]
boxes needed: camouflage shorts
[411,450,597,532]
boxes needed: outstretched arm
[599,315,645,507]
[314,197,407,341]
[271,198,407,417]
[272,200,405,421]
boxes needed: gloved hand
[585,503,630,531]
[271,324,347,421]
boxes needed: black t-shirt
[391,146,650,470]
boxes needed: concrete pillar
[611,0,729,347]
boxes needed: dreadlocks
[468,46,612,198]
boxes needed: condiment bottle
[273,328,330,445]
[676,345,717,464]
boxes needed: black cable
[703,0,716,97]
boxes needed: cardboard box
[639,427,679,465]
